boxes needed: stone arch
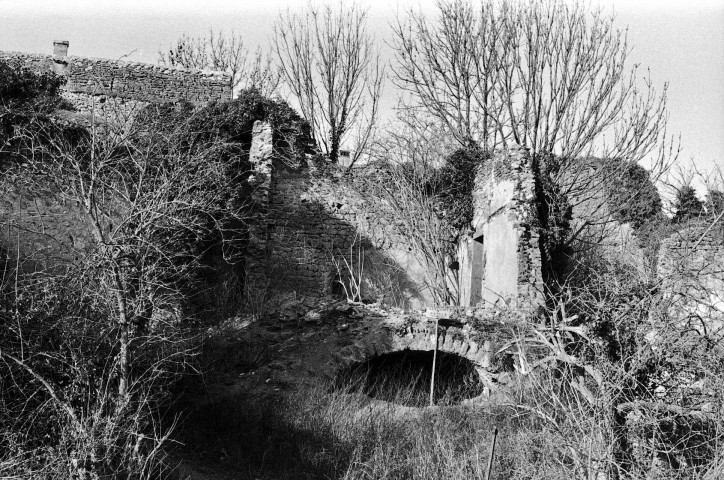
[329,322,491,377]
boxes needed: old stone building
[0,42,231,269]
[0,41,230,126]
[5,42,713,322]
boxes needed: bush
[0,268,186,478]
[0,59,76,167]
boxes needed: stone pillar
[459,147,544,313]
[53,40,69,57]
[510,146,545,314]
[52,41,69,76]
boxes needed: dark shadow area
[334,349,485,407]
[175,396,355,480]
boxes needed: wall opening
[334,349,484,407]
[470,233,485,306]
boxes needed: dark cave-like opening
[334,349,485,407]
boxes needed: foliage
[373,161,460,305]
[0,83,301,475]
[535,153,574,287]
[706,189,724,218]
[605,161,664,230]
[159,29,281,97]
[0,59,69,114]
[603,159,668,267]
[432,145,490,232]
[179,366,561,480]
[392,0,675,164]
[0,267,182,478]
[673,185,705,224]
[0,59,73,162]
[391,0,677,256]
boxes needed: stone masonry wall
[0,48,231,120]
[658,223,724,328]
[0,45,230,269]
[459,148,543,312]
[247,145,544,312]
[253,160,432,309]
[0,173,95,270]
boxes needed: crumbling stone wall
[0,44,230,123]
[247,144,545,312]
[246,156,432,309]
[0,44,231,270]
[658,223,724,328]
[458,148,544,312]
[0,173,95,270]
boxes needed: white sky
[1,0,722,14]
[1,0,723,180]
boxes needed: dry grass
[177,371,573,480]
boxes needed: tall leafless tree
[274,2,384,167]
[392,0,674,163]
[391,0,679,268]
[159,29,281,98]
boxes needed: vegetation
[433,145,491,233]
[0,59,73,165]
[159,29,281,97]
[0,60,312,477]
[1,0,723,479]
[673,185,706,224]
[274,2,384,166]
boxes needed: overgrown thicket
[0,59,312,477]
[0,60,75,166]
[359,1,724,478]
[2,0,723,478]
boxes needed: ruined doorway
[470,233,485,306]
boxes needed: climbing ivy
[432,145,491,233]
[0,59,74,166]
[604,161,663,230]
[534,153,574,287]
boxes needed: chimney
[52,41,69,75]
[53,40,69,58]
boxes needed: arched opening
[334,349,485,407]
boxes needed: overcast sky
[1,0,722,182]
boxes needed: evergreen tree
[673,185,704,224]
[706,189,724,218]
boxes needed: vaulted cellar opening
[334,349,485,407]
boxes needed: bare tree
[390,0,679,285]
[367,115,461,304]
[274,2,384,166]
[393,0,674,162]
[11,104,250,398]
[159,29,281,97]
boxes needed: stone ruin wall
[0,44,545,314]
[247,156,434,310]
[247,145,545,313]
[0,44,231,123]
[0,44,231,270]
[658,224,724,328]
[459,148,544,312]
[0,174,95,270]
